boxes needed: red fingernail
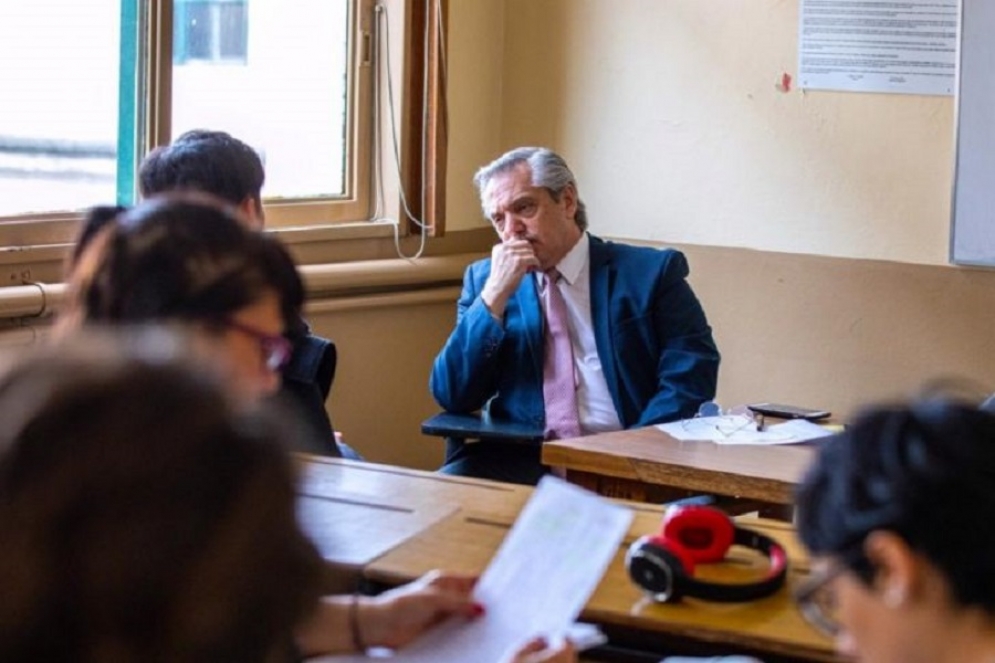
[470,602,486,617]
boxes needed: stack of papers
[657,416,834,445]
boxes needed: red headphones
[625,505,788,603]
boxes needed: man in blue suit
[430,147,720,484]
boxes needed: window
[167,0,358,219]
[174,0,249,64]
[0,1,121,219]
[0,0,446,246]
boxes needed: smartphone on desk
[746,402,831,421]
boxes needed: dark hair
[795,401,995,611]
[62,193,303,334]
[473,146,589,230]
[139,130,265,210]
[67,204,128,275]
[0,331,324,662]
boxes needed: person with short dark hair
[139,129,266,228]
[794,401,995,663]
[431,146,719,484]
[137,129,345,457]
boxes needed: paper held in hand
[317,476,632,662]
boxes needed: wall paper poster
[799,0,958,95]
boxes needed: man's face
[481,164,582,271]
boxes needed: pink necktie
[541,269,581,440]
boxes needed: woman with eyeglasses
[59,193,300,404]
[794,401,995,663]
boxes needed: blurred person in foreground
[795,400,995,663]
[0,330,324,661]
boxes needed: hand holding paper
[315,477,632,662]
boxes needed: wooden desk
[365,507,836,662]
[541,426,817,507]
[296,457,534,590]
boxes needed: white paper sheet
[657,416,834,445]
[712,419,835,446]
[316,476,633,663]
[799,0,958,95]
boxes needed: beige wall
[305,291,458,469]
[447,0,955,266]
[444,0,506,231]
[680,244,995,416]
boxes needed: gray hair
[473,147,588,231]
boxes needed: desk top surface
[365,507,835,662]
[296,457,533,571]
[297,457,835,661]
[541,426,819,504]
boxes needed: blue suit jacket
[430,236,720,433]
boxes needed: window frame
[0,0,447,251]
[148,0,375,229]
